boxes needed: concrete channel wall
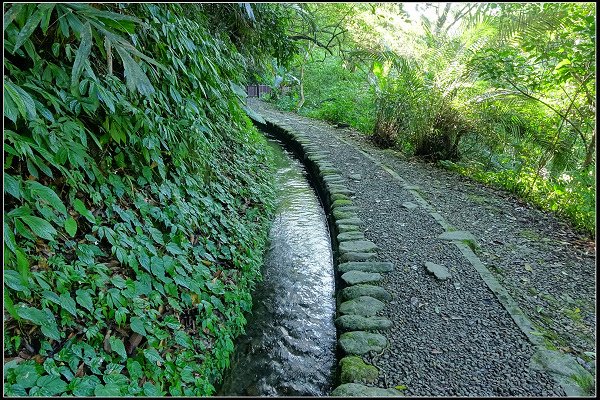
[252,116,403,396]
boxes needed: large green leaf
[143,348,164,364]
[18,215,57,241]
[3,4,24,29]
[129,316,146,336]
[75,289,94,312]
[115,46,155,96]
[32,375,67,396]
[64,216,77,237]
[72,198,95,223]
[3,220,17,254]
[4,174,21,200]
[108,336,127,360]
[4,292,20,320]
[15,305,47,325]
[26,181,67,216]
[59,293,77,316]
[4,80,37,121]
[13,9,42,53]
[71,22,93,89]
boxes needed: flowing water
[217,138,336,396]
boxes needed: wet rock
[336,218,363,227]
[333,209,358,220]
[339,240,377,253]
[341,271,382,285]
[340,356,379,384]
[404,185,421,190]
[339,252,378,262]
[332,199,353,207]
[341,284,393,302]
[333,205,359,213]
[338,232,365,242]
[338,261,393,273]
[339,331,388,355]
[338,224,362,233]
[322,174,344,183]
[336,315,392,331]
[340,296,385,316]
[438,230,477,241]
[331,383,402,396]
[425,262,451,280]
[402,201,418,210]
[330,194,351,203]
[319,167,339,174]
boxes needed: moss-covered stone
[335,315,392,331]
[341,284,393,302]
[330,193,350,202]
[339,296,385,316]
[337,224,362,233]
[339,331,388,355]
[333,205,358,212]
[341,270,382,285]
[339,240,376,253]
[338,261,393,273]
[333,199,353,207]
[337,231,365,242]
[339,252,378,262]
[340,356,379,384]
[333,209,358,220]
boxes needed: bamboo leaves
[4,80,37,122]
[115,46,155,96]
[12,6,42,53]
[71,22,93,89]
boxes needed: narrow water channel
[217,138,336,396]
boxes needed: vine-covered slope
[4,4,278,395]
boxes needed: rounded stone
[341,270,382,285]
[338,231,366,242]
[338,261,393,273]
[337,224,362,233]
[335,315,392,331]
[340,356,379,384]
[339,296,385,316]
[332,199,353,207]
[339,252,378,262]
[339,240,377,253]
[341,284,393,302]
[339,331,388,355]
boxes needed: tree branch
[504,77,586,139]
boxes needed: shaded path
[249,99,596,396]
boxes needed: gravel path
[249,99,596,397]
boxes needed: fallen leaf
[75,362,85,377]
[524,263,533,272]
[127,333,144,355]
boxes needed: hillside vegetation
[3,3,294,396]
[268,3,596,235]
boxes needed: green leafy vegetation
[3,3,296,396]
[268,3,595,236]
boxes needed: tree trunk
[582,127,596,169]
[297,63,305,110]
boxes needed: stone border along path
[248,100,595,397]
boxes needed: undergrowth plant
[4,3,284,396]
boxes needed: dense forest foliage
[267,3,596,235]
[3,3,296,396]
[2,2,596,397]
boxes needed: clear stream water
[217,138,336,396]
